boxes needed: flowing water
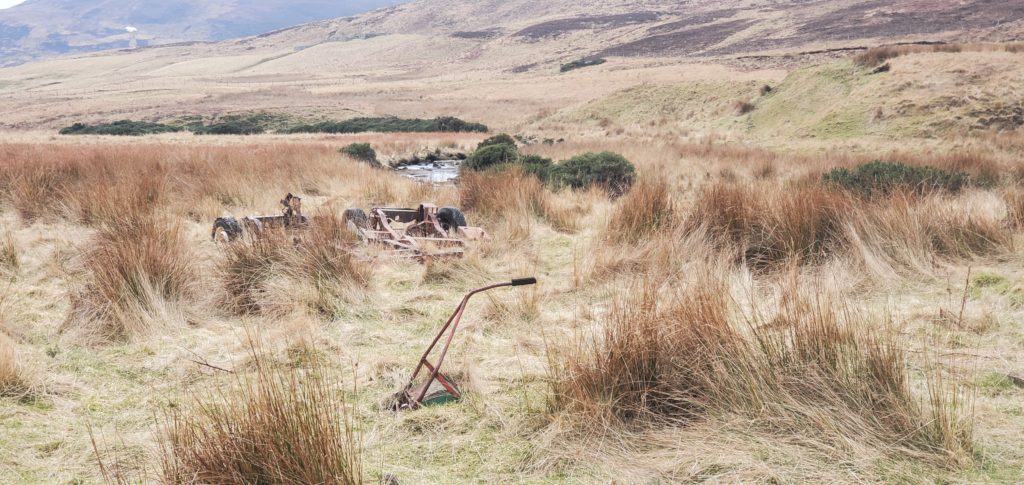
[395,160,461,184]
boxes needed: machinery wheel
[343,208,369,232]
[437,207,467,232]
[211,216,243,242]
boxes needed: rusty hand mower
[388,277,538,411]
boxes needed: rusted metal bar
[393,277,538,410]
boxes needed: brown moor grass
[548,280,974,464]
[160,354,362,484]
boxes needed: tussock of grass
[459,168,579,233]
[219,213,371,318]
[604,177,674,245]
[220,231,291,315]
[0,333,35,399]
[684,183,852,270]
[160,354,362,484]
[286,211,372,317]
[0,231,18,271]
[64,210,197,342]
[548,280,974,465]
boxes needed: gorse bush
[823,161,970,197]
[560,58,606,72]
[288,116,487,134]
[551,151,636,197]
[60,120,182,136]
[461,136,635,197]
[340,143,378,165]
[461,136,634,196]
[193,118,265,135]
[476,133,517,150]
[464,143,519,171]
[518,154,555,183]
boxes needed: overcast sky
[0,0,25,9]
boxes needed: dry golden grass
[548,279,974,465]
[1,131,1023,483]
[604,177,674,245]
[0,231,17,271]
[159,351,361,485]
[0,333,33,399]
[853,42,1024,67]
[63,209,198,343]
[459,168,581,234]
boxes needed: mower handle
[511,277,538,287]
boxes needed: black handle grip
[511,277,537,286]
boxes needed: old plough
[344,203,487,259]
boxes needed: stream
[395,160,461,184]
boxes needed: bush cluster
[461,133,635,196]
[288,116,488,134]
[59,120,182,136]
[822,161,970,197]
[560,58,607,73]
[340,143,378,165]
[193,117,265,135]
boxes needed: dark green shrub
[59,120,182,136]
[434,116,489,133]
[193,118,265,135]
[519,154,554,183]
[552,151,636,197]
[287,116,487,134]
[822,161,970,197]
[477,133,517,150]
[560,58,607,73]
[340,143,378,165]
[464,144,519,171]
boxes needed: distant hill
[0,0,406,66]
[0,0,1022,131]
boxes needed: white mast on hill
[125,26,138,49]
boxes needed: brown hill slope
[0,0,1021,130]
[0,0,405,67]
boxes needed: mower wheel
[437,207,467,232]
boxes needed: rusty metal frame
[357,204,484,260]
[392,277,538,410]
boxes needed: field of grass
[0,117,1022,484]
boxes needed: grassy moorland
[1,45,1024,483]
[0,123,1022,483]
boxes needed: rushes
[548,280,974,464]
[64,209,197,342]
[160,355,362,484]
[604,177,674,245]
[0,333,34,399]
[0,231,17,271]
[219,212,371,317]
[683,183,852,270]
[459,168,579,233]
